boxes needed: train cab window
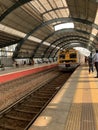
[70,53,76,58]
[59,54,65,59]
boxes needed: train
[57,48,80,71]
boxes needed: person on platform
[93,50,98,78]
[1,64,5,71]
[88,52,94,74]
[85,56,88,65]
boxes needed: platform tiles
[29,65,98,130]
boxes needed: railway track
[0,72,72,130]
[0,67,59,111]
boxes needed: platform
[0,63,57,83]
[29,65,98,130]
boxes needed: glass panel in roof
[26,3,42,14]
[49,11,58,19]
[54,23,74,31]
[65,8,70,16]
[0,24,26,38]
[55,0,64,7]
[48,0,57,8]
[91,28,98,36]
[43,13,54,21]
[30,0,45,13]
[62,0,68,6]
[39,0,52,10]
[94,8,98,25]
[60,9,69,17]
[55,10,62,17]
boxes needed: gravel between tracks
[0,70,59,111]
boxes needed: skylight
[54,23,74,31]
[74,47,91,56]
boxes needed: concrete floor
[29,65,98,130]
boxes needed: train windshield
[70,53,76,58]
[59,54,65,59]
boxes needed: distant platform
[0,63,57,83]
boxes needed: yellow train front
[58,49,80,71]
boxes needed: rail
[0,72,72,130]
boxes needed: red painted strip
[0,64,57,83]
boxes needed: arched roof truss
[0,0,98,59]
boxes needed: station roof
[0,0,98,59]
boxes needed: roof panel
[54,0,64,7]
[60,9,69,17]
[30,0,46,13]
[0,0,15,15]
[47,0,57,8]
[0,0,98,58]
[55,10,62,18]
[1,7,41,33]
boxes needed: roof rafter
[44,37,95,58]
[31,28,96,58]
[43,35,95,58]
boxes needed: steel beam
[42,7,68,15]
[52,41,92,58]
[31,28,96,58]
[12,17,98,58]
[48,40,92,58]
[0,0,32,21]
[46,38,93,58]
[43,36,95,58]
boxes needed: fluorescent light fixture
[0,24,26,38]
[54,22,74,31]
[0,24,44,43]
